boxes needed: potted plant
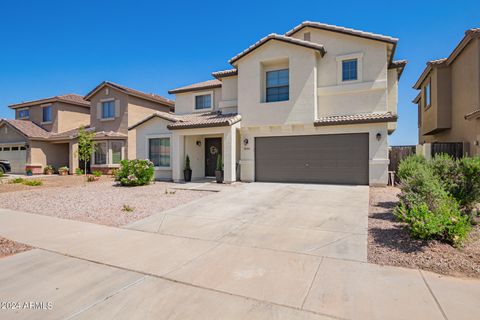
[44,165,54,175]
[58,166,69,176]
[215,154,223,184]
[26,169,33,176]
[184,155,192,182]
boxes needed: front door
[205,138,222,177]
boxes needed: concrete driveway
[0,183,479,320]
[129,183,369,262]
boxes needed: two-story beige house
[413,28,480,156]
[129,21,405,186]
[0,82,173,174]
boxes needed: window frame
[93,141,108,166]
[145,134,171,169]
[336,52,364,85]
[17,108,30,120]
[109,141,124,165]
[101,100,116,120]
[341,59,358,82]
[424,80,431,110]
[265,68,290,103]
[42,104,53,124]
[193,92,213,112]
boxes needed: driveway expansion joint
[419,270,449,320]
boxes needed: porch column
[223,124,237,183]
[172,133,185,182]
[69,141,79,175]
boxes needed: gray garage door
[255,133,369,185]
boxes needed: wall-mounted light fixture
[196,140,202,147]
[376,133,382,141]
[243,138,249,146]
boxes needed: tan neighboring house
[413,28,480,156]
[0,82,174,174]
[129,21,406,186]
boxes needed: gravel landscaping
[0,237,31,258]
[0,176,212,227]
[368,187,480,278]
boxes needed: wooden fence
[431,142,464,159]
[389,145,416,183]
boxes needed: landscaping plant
[23,179,42,186]
[115,159,154,186]
[44,165,55,175]
[77,126,96,176]
[75,168,84,175]
[92,170,102,178]
[395,154,479,246]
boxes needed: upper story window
[42,105,52,123]
[195,94,212,110]
[18,109,29,119]
[342,59,358,81]
[102,100,115,119]
[266,69,289,102]
[424,81,431,109]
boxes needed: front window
[424,81,431,109]
[149,137,170,167]
[111,141,123,164]
[342,59,358,81]
[18,109,29,119]
[94,142,107,165]
[266,69,289,102]
[42,105,52,123]
[195,94,212,110]
[102,101,115,119]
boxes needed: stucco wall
[174,87,222,115]
[131,117,173,180]
[0,123,26,144]
[127,95,171,127]
[57,103,90,133]
[236,41,318,126]
[89,87,129,134]
[29,141,69,169]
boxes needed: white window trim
[100,98,116,120]
[41,104,53,124]
[192,91,213,112]
[17,108,29,120]
[109,141,125,165]
[336,52,364,85]
[93,141,109,166]
[145,134,172,170]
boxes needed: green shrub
[86,175,96,182]
[115,159,154,186]
[455,157,480,214]
[92,170,102,178]
[0,171,4,178]
[397,154,426,182]
[75,168,84,175]
[23,179,42,186]
[10,178,25,184]
[429,153,457,189]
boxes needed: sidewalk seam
[419,270,449,320]
[301,256,324,309]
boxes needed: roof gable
[229,33,326,66]
[9,94,90,109]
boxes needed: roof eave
[9,97,90,109]
[168,84,222,95]
[313,115,398,127]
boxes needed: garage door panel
[0,148,26,173]
[255,134,368,185]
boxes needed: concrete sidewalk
[0,209,479,319]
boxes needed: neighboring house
[0,82,174,174]
[129,21,405,186]
[413,28,480,156]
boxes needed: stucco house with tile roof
[0,83,173,174]
[130,21,405,186]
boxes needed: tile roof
[389,60,407,79]
[314,112,397,126]
[1,119,51,138]
[212,69,238,79]
[413,58,447,89]
[285,21,398,44]
[84,81,174,107]
[9,94,90,109]
[229,34,326,65]
[168,79,222,94]
[128,111,182,130]
[49,126,127,140]
[167,112,241,130]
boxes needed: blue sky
[0,0,479,145]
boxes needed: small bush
[86,175,96,182]
[0,171,4,178]
[23,179,42,186]
[397,154,426,182]
[115,159,154,186]
[122,204,134,212]
[92,170,102,178]
[75,168,84,175]
[10,178,25,184]
[44,165,55,174]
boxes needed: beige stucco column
[223,123,239,183]
[69,140,79,174]
[172,133,185,182]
